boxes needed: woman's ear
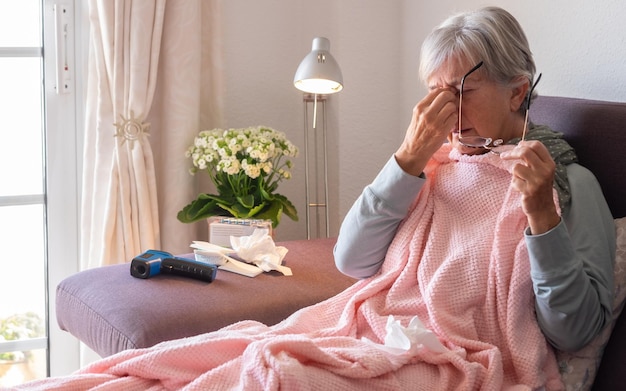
[510,77,529,112]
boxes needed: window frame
[42,0,84,376]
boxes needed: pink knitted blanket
[18,145,563,391]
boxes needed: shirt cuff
[525,219,577,278]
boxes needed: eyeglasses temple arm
[459,61,484,134]
[522,73,542,141]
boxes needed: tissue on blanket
[17,145,563,391]
[384,315,448,353]
[362,315,449,355]
[231,229,291,276]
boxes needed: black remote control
[160,256,218,283]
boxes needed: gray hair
[419,7,537,110]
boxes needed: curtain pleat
[81,0,166,268]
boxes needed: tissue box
[208,217,272,247]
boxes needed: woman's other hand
[500,140,561,234]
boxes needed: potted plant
[177,126,299,228]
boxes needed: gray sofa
[56,95,626,389]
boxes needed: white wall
[219,0,626,241]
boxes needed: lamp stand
[302,93,330,239]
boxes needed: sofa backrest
[530,96,626,219]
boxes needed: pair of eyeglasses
[457,61,542,153]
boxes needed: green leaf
[237,194,256,209]
[216,203,245,218]
[177,194,224,223]
[246,203,267,218]
[255,200,283,228]
[220,200,267,219]
[259,184,274,201]
[274,193,299,222]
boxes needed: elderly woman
[335,5,615,388]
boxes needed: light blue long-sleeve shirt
[334,156,615,352]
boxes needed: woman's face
[427,58,525,155]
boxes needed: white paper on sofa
[191,229,291,277]
[191,241,264,277]
[230,229,292,276]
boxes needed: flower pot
[207,217,273,248]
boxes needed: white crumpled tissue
[230,229,292,276]
[364,315,448,355]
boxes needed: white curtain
[81,0,222,270]
[151,0,223,255]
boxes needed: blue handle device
[131,249,218,282]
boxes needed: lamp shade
[294,37,343,94]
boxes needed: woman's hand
[499,140,561,234]
[395,88,457,176]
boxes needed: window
[0,0,81,385]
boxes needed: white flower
[242,161,261,178]
[262,162,272,174]
[186,125,298,200]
